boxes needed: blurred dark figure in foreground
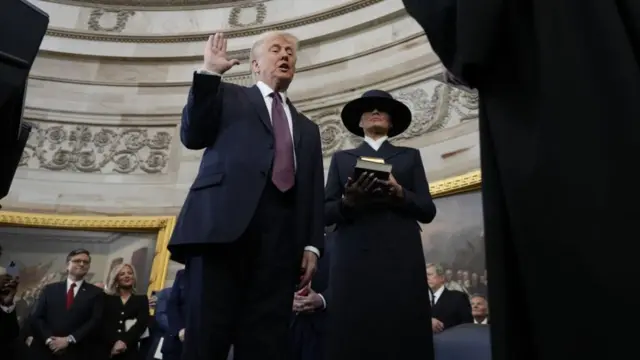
[402,1,639,360]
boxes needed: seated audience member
[30,249,104,360]
[102,263,149,360]
[290,232,334,360]
[427,263,473,333]
[1,270,20,359]
[147,287,171,360]
[471,294,489,324]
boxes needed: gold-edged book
[353,157,392,181]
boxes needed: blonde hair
[107,263,138,295]
[249,30,299,82]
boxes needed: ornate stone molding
[45,0,386,43]
[42,0,264,11]
[20,122,174,174]
[88,9,135,33]
[228,3,267,28]
[30,31,423,89]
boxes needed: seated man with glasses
[30,249,105,360]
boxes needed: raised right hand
[203,33,240,74]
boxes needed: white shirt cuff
[304,246,320,257]
[196,69,221,76]
[0,304,15,313]
[318,293,326,310]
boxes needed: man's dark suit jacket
[30,281,104,359]
[290,233,334,360]
[0,306,19,358]
[168,73,325,265]
[162,270,185,360]
[146,287,171,360]
[432,288,473,330]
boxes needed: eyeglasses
[71,259,91,265]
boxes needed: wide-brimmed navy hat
[340,89,412,138]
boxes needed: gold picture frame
[0,211,176,296]
[429,169,481,198]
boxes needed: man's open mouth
[278,64,290,71]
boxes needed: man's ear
[251,59,259,74]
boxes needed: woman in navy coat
[323,90,437,360]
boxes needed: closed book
[353,157,392,182]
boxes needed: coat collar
[344,140,406,160]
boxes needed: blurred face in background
[116,265,135,290]
[67,252,90,280]
[426,266,445,290]
[471,296,489,319]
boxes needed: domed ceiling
[44,0,253,8]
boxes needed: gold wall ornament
[429,170,481,198]
[0,211,176,296]
[228,2,267,28]
[88,9,136,33]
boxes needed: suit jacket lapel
[286,98,302,151]
[245,86,272,133]
[376,141,405,160]
[56,282,67,310]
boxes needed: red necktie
[66,283,76,309]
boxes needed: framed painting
[423,170,487,296]
[0,211,175,324]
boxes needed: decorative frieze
[88,9,135,33]
[19,122,174,174]
[228,3,268,28]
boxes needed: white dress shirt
[254,81,297,166]
[474,317,488,324]
[430,285,445,305]
[363,136,389,151]
[196,70,319,258]
[67,278,84,296]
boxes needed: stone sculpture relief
[310,81,479,157]
[88,9,135,33]
[19,123,173,174]
[51,0,247,7]
[228,2,267,28]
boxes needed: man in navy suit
[290,231,334,360]
[168,30,325,360]
[29,249,104,360]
